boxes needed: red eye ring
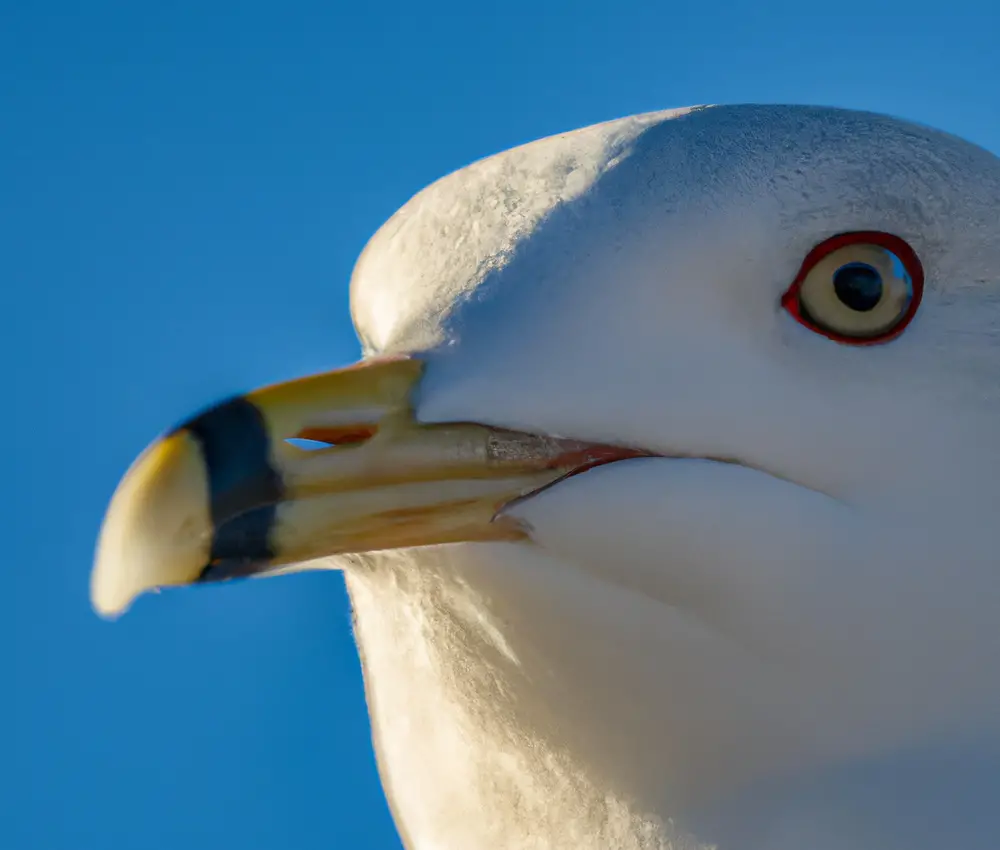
[781,231,925,345]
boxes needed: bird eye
[781,232,924,344]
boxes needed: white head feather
[340,105,1000,850]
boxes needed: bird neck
[689,747,1000,850]
[342,546,1000,850]
[344,545,703,849]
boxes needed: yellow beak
[92,357,643,617]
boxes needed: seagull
[92,105,1000,850]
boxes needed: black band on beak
[180,397,284,582]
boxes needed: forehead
[350,104,1000,355]
[349,107,683,353]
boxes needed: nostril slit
[285,425,377,451]
[284,437,337,451]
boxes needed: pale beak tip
[90,505,166,620]
[90,566,138,619]
[90,430,214,620]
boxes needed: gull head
[92,105,1000,848]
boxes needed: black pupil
[833,263,883,312]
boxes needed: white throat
[340,543,1000,850]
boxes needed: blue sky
[3,1,998,847]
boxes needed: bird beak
[92,356,642,617]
